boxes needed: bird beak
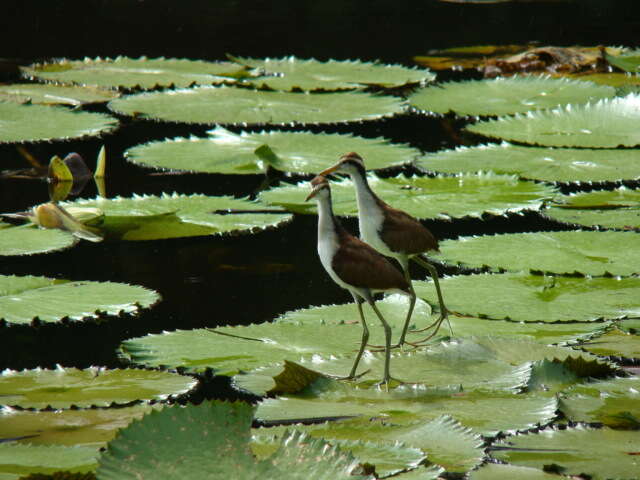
[318,163,341,177]
[305,187,319,202]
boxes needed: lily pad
[259,173,557,220]
[62,194,293,240]
[435,231,640,276]
[469,463,562,480]
[22,57,245,89]
[414,273,640,322]
[0,274,160,325]
[107,86,406,125]
[543,187,640,230]
[0,223,77,256]
[579,327,640,360]
[467,93,640,148]
[0,443,98,480]
[0,367,197,409]
[124,128,418,175]
[0,404,158,447]
[0,83,119,106]
[559,376,640,428]
[416,142,640,183]
[232,56,435,91]
[96,401,367,480]
[409,76,614,117]
[606,49,640,73]
[0,101,117,144]
[491,426,640,480]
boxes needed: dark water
[1,0,638,399]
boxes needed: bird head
[305,175,330,201]
[319,151,366,178]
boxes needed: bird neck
[350,170,384,215]
[315,191,345,241]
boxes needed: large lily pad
[579,327,640,360]
[416,142,640,183]
[232,56,435,91]
[0,83,119,106]
[125,128,418,175]
[435,231,640,276]
[0,274,160,325]
[0,443,98,480]
[491,426,640,480]
[96,401,367,480]
[108,86,406,125]
[0,223,77,256]
[62,194,293,241]
[467,93,640,148]
[409,76,614,117]
[0,404,158,447]
[259,173,557,220]
[415,273,640,322]
[22,56,245,89]
[0,367,197,409]
[543,187,640,230]
[0,101,117,144]
[470,463,564,480]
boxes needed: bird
[306,175,410,387]
[319,152,451,347]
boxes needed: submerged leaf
[108,86,406,125]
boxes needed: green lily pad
[415,273,640,322]
[579,327,640,360]
[606,49,640,73]
[0,274,160,325]
[491,426,640,480]
[409,76,615,117]
[467,93,640,148]
[559,376,640,429]
[0,83,119,106]
[108,86,406,125]
[570,72,640,88]
[232,56,435,91]
[543,187,640,230]
[259,173,557,220]
[125,128,418,175]
[62,194,293,241]
[416,142,640,183]
[0,101,117,144]
[22,57,245,89]
[0,443,98,480]
[0,223,77,256]
[96,401,367,480]
[435,231,640,276]
[0,404,158,447]
[0,367,197,409]
[469,463,562,480]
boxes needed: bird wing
[332,233,409,291]
[379,207,439,255]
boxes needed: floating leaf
[467,94,640,148]
[0,367,197,409]
[469,463,561,480]
[0,443,98,480]
[409,76,614,117]
[0,223,77,256]
[124,128,418,175]
[491,426,640,480]
[0,101,117,144]
[62,194,293,240]
[0,83,119,106]
[22,57,245,89]
[259,173,557,220]
[0,274,160,325]
[96,401,366,480]
[416,142,640,183]
[559,376,640,428]
[543,187,640,230]
[435,231,640,276]
[107,86,405,125]
[231,56,435,91]
[605,49,640,73]
[580,327,640,360]
[415,273,640,322]
[0,404,158,447]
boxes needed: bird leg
[369,300,404,389]
[344,296,369,380]
[410,255,454,338]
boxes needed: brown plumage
[380,206,439,256]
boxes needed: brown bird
[320,152,451,347]
[306,175,409,387]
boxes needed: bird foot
[328,369,371,381]
[375,375,404,391]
